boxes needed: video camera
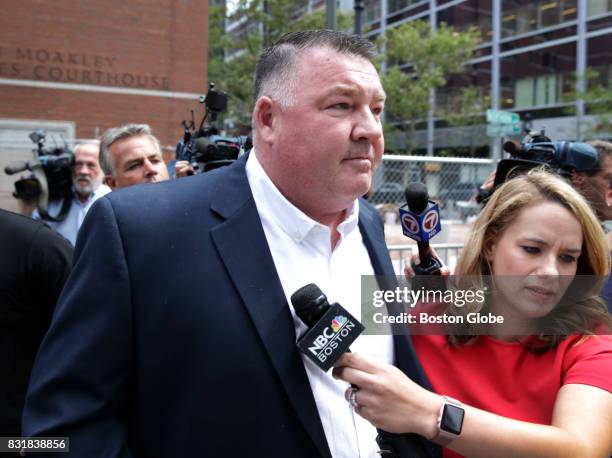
[176,83,252,174]
[4,129,74,221]
[486,128,599,198]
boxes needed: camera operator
[416,137,612,313]
[573,139,612,312]
[100,123,193,190]
[570,140,612,224]
[32,141,110,246]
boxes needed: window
[515,78,535,108]
[502,0,578,37]
[587,0,612,17]
[539,1,561,28]
[516,3,538,34]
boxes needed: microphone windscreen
[291,283,329,326]
[404,182,428,214]
[4,160,28,175]
[194,137,210,154]
[503,140,522,155]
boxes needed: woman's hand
[404,251,452,279]
[332,352,442,438]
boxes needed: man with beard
[33,141,110,246]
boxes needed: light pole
[326,0,336,30]
[354,0,364,35]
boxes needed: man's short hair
[584,140,612,176]
[99,124,162,176]
[73,140,100,155]
[254,30,378,108]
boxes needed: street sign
[486,109,520,124]
[486,122,521,137]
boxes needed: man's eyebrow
[324,87,357,97]
[123,158,142,170]
[374,92,387,103]
[323,86,387,102]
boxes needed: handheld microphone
[400,183,443,276]
[291,283,363,372]
[291,284,433,458]
[4,160,29,175]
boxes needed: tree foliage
[563,68,612,139]
[378,21,480,154]
[207,2,353,130]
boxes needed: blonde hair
[453,169,611,348]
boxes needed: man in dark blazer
[0,209,73,452]
[23,30,438,457]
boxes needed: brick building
[0,0,208,211]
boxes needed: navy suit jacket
[23,154,439,457]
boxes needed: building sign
[0,46,170,90]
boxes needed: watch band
[433,396,464,447]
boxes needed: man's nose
[74,164,93,176]
[351,106,383,144]
[143,159,157,176]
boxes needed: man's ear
[105,175,117,190]
[253,96,279,144]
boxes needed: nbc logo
[331,316,348,332]
[308,314,357,361]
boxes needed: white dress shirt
[246,151,394,458]
[33,184,111,246]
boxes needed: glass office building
[363,0,612,156]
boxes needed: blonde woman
[334,170,612,458]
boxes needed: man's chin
[354,177,372,197]
[74,185,92,195]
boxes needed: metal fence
[371,154,496,221]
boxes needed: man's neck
[253,148,351,248]
[76,191,92,203]
[308,209,346,249]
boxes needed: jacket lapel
[359,202,440,458]
[358,201,432,390]
[209,156,332,458]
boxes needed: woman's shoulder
[558,334,612,391]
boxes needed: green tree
[563,68,612,139]
[441,86,490,156]
[207,2,353,130]
[378,21,480,154]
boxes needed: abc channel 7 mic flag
[399,201,442,243]
[295,299,365,372]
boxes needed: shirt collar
[245,149,360,243]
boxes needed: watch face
[441,403,464,435]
